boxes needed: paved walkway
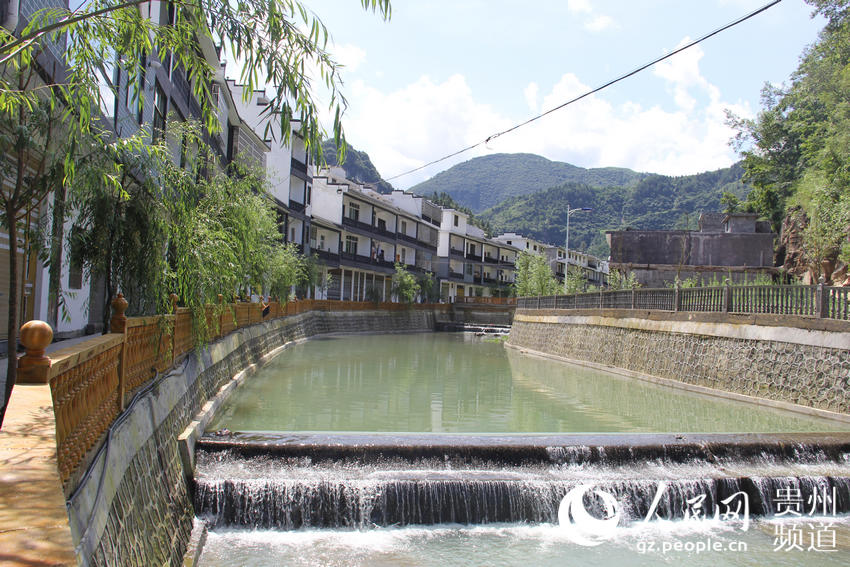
[0,345,82,566]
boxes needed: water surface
[207,333,848,433]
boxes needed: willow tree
[0,0,391,426]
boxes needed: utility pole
[565,203,592,293]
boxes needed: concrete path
[0,382,77,565]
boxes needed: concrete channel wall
[66,309,436,567]
[508,309,850,417]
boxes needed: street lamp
[565,203,592,292]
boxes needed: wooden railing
[516,282,850,321]
[16,296,446,484]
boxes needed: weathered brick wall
[508,312,850,415]
[67,309,435,567]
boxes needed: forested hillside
[410,153,646,212]
[321,140,395,194]
[479,164,749,258]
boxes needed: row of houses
[0,0,608,346]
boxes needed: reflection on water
[207,333,849,433]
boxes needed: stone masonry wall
[508,312,850,415]
[67,309,435,567]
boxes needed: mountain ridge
[410,153,649,212]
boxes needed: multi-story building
[493,232,608,288]
[226,80,312,250]
[1,1,274,349]
[311,167,440,301]
[436,210,517,301]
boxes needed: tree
[417,272,441,303]
[0,0,391,427]
[514,251,560,296]
[0,88,65,423]
[391,263,419,303]
[729,1,850,274]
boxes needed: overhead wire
[385,0,783,183]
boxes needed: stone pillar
[17,320,53,384]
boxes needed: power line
[385,0,782,183]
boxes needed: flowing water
[196,333,850,565]
[206,333,850,434]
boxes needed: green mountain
[410,153,647,212]
[321,140,395,194]
[478,163,749,258]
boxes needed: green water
[207,333,848,433]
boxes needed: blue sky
[275,0,826,188]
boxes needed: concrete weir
[192,432,850,530]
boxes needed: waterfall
[193,434,850,530]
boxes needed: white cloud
[523,82,539,113]
[335,46,753,189]
[567,0,593,14]
[333,43,367,73]
[584,14,616,32]
[340,74,509,187]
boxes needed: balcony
[449,247,464,258]
[483,255,499,264]
[373,224,396,239]
[289,200,306,214]
[483,276,496,284]
[398,232,418,245]
[342,216,373,233]
[314,249,340,265]
[466,252,483,261]
[340,251,395,272]
[449,271,464,280]
[291,156,308,175]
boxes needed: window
[401,248,406,263]
[526,243,529,249]
[349,202,360,221]
[152,81,167,142]
[465,263,473,275]
[319,234,325,250]
[453,215,459,227]
[126,54,147,124]
[345,235,358,255]
[290,227,296,242]
[306,184,312,205]
[506,240,512,245]
[401,220,407,235]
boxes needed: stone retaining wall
[508,310,850,415]
[66,309,435,567]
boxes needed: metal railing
[516,283,850,321]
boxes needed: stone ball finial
[170,293,179,313]
[18,320,53,384]
[20,320,53,356]
[110,293,129,333]
[217,293,224,304]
